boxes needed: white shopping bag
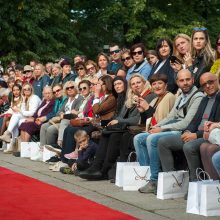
[122,166,151,191]
[200,183,220,216]
[20,142,32,158]
[186,180,220,216]
[42,146,56,162]
[157,170,189,200]
[30,142,43,161]
[115,161,139,187]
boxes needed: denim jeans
[133,131,180,181]
[212,151,220,177]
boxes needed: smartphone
[170,55,183,64]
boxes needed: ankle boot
[3,142,13,154]
[0,130,12,143]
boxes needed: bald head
[200,72,217,85]
[176,69,194,94]
[200,72,219,96]
[176,69,193,80]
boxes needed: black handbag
[102,123,128,135]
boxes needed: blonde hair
[63,81,78,96]
[191,30,215,66]
[125,73,151,108]
[74,130,88,141]
[21,82,34,111]
[173,34,191,61]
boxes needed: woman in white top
[0,82,41,149]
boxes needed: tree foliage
[0,0,220,65]
[0,0,79,65]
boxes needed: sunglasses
[132,50,143,56]
[53,89,61,94]
[79,86,88,91]
[66,86,75,91]
[201,79,217,88]
[193,27,207,31]
[23,88,31,91]
[76,67,84,71]
[110,49,120,55]
[86,66,95,71]
[121,56,131,62]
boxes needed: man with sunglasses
[106,43,123,76]
[158,72,220,182]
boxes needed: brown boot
[0,130,12,143]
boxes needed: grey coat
[115,105,140,125]
[157,86,204,131]
[57,95,84,115]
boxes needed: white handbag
[208,128,220,145]
[157,170,189,200]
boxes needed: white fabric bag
[42,146,56,162]
[208,128,220,145]
[122,165,151,191]
[20,142,32,158]
[115,152,139,187]
[157,170,189,199]
[30,142,43,161]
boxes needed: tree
[0,0,79,65]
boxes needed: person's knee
[183,142,195,155]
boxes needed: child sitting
[60,130,97,175]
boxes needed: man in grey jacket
[158,72,220,181]
[133,69,204,193]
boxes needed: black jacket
[185,92,220,138]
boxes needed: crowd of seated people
[0,28,220,197]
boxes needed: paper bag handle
[127,151,137,162]
[196,168,211,181]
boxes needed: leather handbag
[70,118,91,127]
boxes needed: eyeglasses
[193,27,207,31]
[53,89,61,94]
[23,88,31,91]
[201,79,217,88]
[79,86,88,91]
[121,56,131,62]
[110,49,120,55]
[132,50,143,56]
[66,86,75,91]
[76,67,84,71]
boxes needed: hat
[60,59,71,68]
[23,65,33,72]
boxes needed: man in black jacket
[158,72,220,181]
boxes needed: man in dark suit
[158,72,220,181]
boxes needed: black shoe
[79,169,103,180]
[110,178,115,183]
[13,152,20,157]
[45,156,60,164]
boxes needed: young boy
[60,130,97,175]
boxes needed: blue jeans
[133,131,180,181]
[212,151,220,177]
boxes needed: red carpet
[0,167,137,220]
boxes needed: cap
[23,65,33,72]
